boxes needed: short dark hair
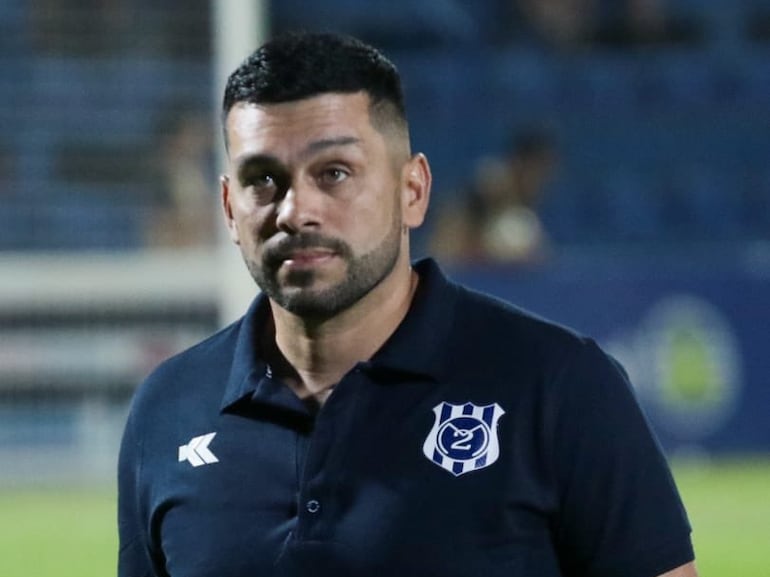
[222,32,407,131]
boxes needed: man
[431,127,558,264]
[118,32,698,577]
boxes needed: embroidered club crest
[422,402,505,476]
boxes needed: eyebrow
[302,136,361,157]
[233,135,362,173]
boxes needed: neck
[267,258,418,403]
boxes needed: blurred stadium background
[0,1,768,576]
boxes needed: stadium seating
[0,1,767,252]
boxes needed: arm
[551,341,697,577]
[658,561,699,577]
[118,407,157,577]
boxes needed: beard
[243,213,403,320]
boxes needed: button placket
[294,370,364,540]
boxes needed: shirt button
[305,499,321,514]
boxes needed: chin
[275,282,365,319]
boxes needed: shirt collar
[366,258,458,381]
[219,258,458,413]
[219,294,273,413]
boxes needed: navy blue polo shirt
[118,258,694,577]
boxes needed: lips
[282,249,336,266]
[264,233,349,270]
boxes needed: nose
[275,184,322,234]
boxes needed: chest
[145,375,563,577]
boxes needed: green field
[673,458,770,576]
[1,459,768,577]
[0,486,117,577]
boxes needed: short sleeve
[551,340,695,577]
[118,407,156,577]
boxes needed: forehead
[224,92,378,159]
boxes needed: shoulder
[441,279,639,423]
[128,318,243,416]
[450,281,606,372]
[416,258,619,387]
[454,282,578,340]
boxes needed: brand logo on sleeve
[178,432,219,467]
[422,402,505,476]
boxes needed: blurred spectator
[271,0,481,50]
[30,0,132,55]
[503,0,600,50]
[500,0,702,50]
[145,109,217,248]
[595,0,704,48]
[130,0,210,59]
[29,0,210,58]
[431,128,559,265]
[747,6,770,44]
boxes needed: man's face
[222,92,417,319]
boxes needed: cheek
[349,192,400,244]
[233,206,274,247]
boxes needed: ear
[400,153,431,229]
[220,175,241,245]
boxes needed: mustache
[263,233,350,267]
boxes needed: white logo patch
[423,402,505,476]
[178,432,219,467]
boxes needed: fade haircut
[222,32,408,144]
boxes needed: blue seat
[601,171,665,243]
[632,51,718,111]
[0,202,34,250]
[29,183,143,250]
[741,169,770,239]
[668,166,742,240]
[0,0,27,54]
[564,55,638,113]
[492,49,560,114]
[538,178,595,245]
[271,0,482,48]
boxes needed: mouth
[264,233,348,272]
[281,249,337,268]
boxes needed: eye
[250,172,276,190]
[318,167,350,187]
[242,171,281,203]
[235,172,280,205]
